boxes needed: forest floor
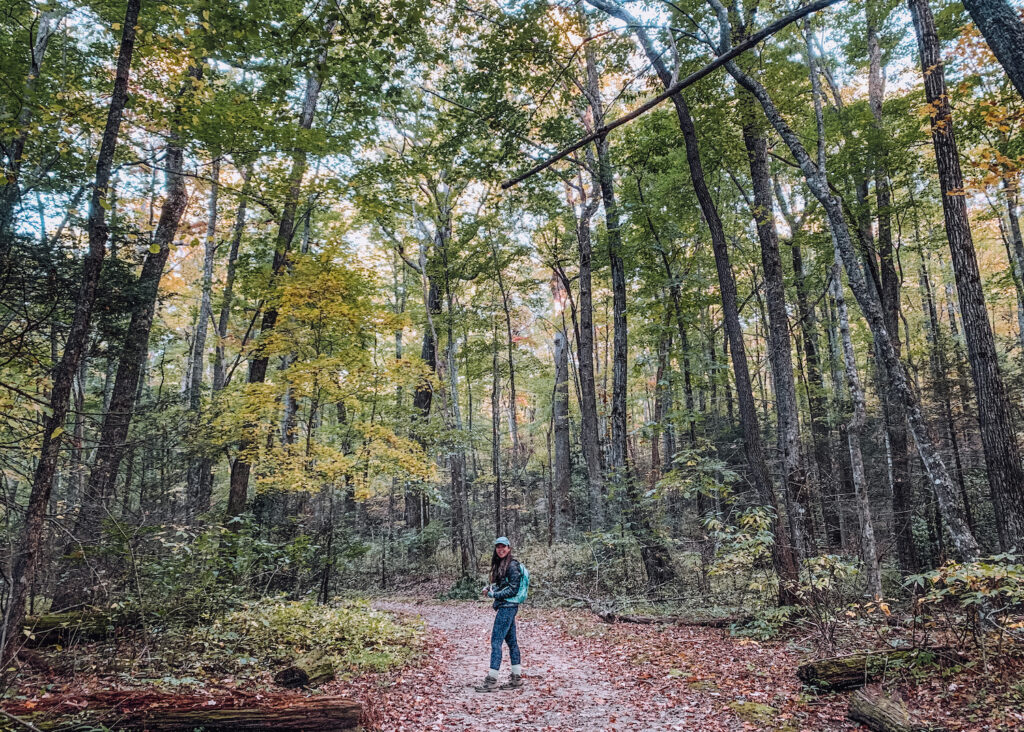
[345,599,852,731]
[3,595,1023,730]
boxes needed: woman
[474,536,523,692]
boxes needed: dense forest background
[2,0,1024,712]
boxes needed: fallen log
[19,694,361,731]
[596,611,741,627]
[847,687,931,732]
[797,648,959,691]
[274,652,337,688]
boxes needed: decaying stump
[797,648,957,691]
[274,652,337,688]
[848,687,932,732]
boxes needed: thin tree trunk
[0,7,70,242]
[567,175,604,528]
[212,164,252,393]
[583,33,673,586]
[741,108,813,559]
[553,309,572,539]
[491,319,503,535]
[832,248,883,599]
[777,181,839,548]
[186,157,220,518]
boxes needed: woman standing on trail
[475,536,523,692]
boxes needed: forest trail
[355,601,852,731]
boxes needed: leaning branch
[501,0,846,189]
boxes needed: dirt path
[359,601,849,731]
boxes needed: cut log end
[848,687,931,732]
[273,653,336,688]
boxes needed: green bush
[442,574,483,600]
[205,599,423,675]
[908,553,1024,654]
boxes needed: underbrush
[13,598,424,692]
[195,598,424,677]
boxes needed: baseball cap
[494,536,511,546]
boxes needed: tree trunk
[226,32,334,523]
[553,303,572,539]
[832,249,883,599]
[491,320,503,535]
[582,34,673,585]
[22,695,361,731]
[867,14,919,572]
[797,649,958,690]
[52,108,190,611]
[778,181,839,548]
[909,0,1024,550]
[847,687,925,732]
[406,277,439,530]
[212,164,252,392]
[741,110,813,559]
[571,187,604,528]
[0,7,70,242]
[959,0,1024,101]
[186,157,220,518]
[2,0,141,663]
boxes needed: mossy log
[22,612,110,646]
[25,695,361,731]
[797,648,957,691]
[847,687,932,732]
[273,652,337,688]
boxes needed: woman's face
[495,544,511,559]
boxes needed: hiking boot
[474,676,499,692]
[499,674,523,690]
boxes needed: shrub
[908,553,1024,656]
[205,599,423,676]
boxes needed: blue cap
[494,536,510,546]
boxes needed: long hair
[489,549,513,585]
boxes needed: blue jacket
[490,559,522,609]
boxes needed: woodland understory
[2,0,1024,729]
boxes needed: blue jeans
[489,605,520,670]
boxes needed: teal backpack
[512,563,530,604]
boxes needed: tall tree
[226,22,336,522]
[586,0,797,601]
[2,0,142,661]
[908,0,1024,550]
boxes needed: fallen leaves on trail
[345,601,853,731]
